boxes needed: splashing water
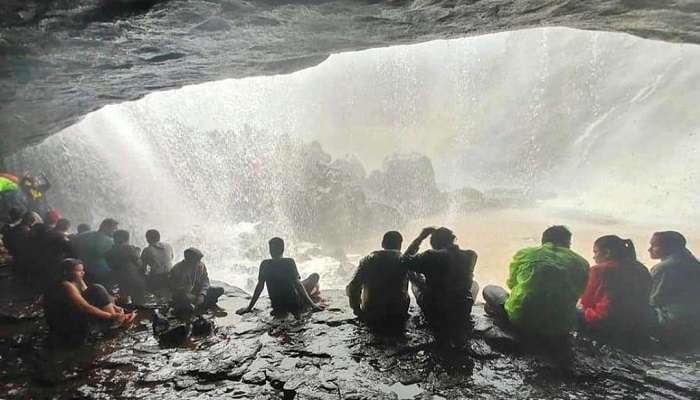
[8,27,700,290]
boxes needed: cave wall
[2,0,700,155]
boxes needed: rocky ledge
[1,280,699,399]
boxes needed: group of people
[343,226,700,345]
[2,203,699,348]
[1,213,225,345]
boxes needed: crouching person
[169,248,224,313]
[44,258,134,346]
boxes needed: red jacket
[580,260,652,325]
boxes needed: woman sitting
[579,235,652,342]
[44,258,135,346]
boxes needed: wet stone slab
[1,284,699,400]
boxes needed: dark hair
[430,227,456,249]
[77,223,91,234]
[113,229,130,244]
[652,231,686,252]
[60,258,83,279]
[269,237,285,258]
[22,211,42,226]
[542,225,572,247]
[594,235,636,261]
[184,247,204,260]
[381,231,403,250]
[55,218,71,232]
[98,218,119,232]
[146,229,160,244]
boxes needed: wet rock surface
[2,1,700,154]
[1,279,699,399]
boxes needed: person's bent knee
[84,284,112,308]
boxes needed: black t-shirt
[259,258,300,312]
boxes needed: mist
[8,27,700,290]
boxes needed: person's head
[55,218,71,233]
[430,227,456,250]
[184,247,204,265]
[60,258,85,282]
[649,231,686,260]
[7,208,22,224]
[145,229,160,245]
[381,231,403,251]
[77,223,91,234]
[541,225,572,247]
[45,208,61,226]
[98,218,119,236]
[593,235,636,264]
[113,230,130,245]
[21,211,42,227]
[268,237,284,258]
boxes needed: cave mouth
[9,27,700,290]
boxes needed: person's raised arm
[63,282,120,321]
[237,261,266,314]
[401,227,435,272]
[403,227,435,258]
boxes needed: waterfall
[8,27,700,288]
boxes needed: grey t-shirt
[141,242,174,275]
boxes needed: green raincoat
[505,243,590,336]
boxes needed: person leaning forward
[169,248,224,312]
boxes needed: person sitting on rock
[75,218,119,287]
[43,258,134,346]
[482,225,589,339]
[106,230,147,306]
[578,235,652,342]
[169,248,224,312]
[648,231,700,335]
[402,227,478,345]
[237,237,322,318]
[346,231,410,328]
[140,229,174,294]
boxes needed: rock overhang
[2,0,700,155]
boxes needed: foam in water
[8,27,700,289]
